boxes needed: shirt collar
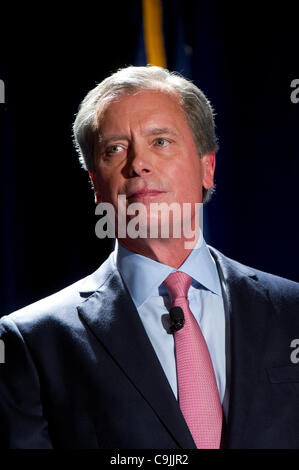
[114,237,222,308]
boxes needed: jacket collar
[79,246,258,297]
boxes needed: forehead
[96,89,187,132]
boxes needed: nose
[126,143,153,177]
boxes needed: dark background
[1,1,298,315]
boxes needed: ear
[89,172,102,204]
[201,153,216,189]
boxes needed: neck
[117,236,198,269]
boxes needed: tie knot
[163,271,192,303]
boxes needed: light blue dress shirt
[113,237,226,403]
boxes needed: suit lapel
[77,255,196,449]
[210,248,274,448]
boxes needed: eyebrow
[99,127,178,146]
[99,134,128,146]
[144,127,179,137]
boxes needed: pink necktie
[163,271,223,449]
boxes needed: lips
[127,189,166,200]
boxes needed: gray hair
[73,65,219,202]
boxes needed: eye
[154,138,170,147]
[106,144,124,155]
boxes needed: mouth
[126,190,166,201]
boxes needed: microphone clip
[169,306,185,332]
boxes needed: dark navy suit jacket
[0,247,299,449]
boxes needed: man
[0,66,298,449]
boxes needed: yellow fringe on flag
[142,0,167,68]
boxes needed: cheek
[175,162,203,200]
[99,174,127,207]
[174,159,202,184]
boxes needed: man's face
[92,89,215,239]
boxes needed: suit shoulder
[209,245,299,301]
[253,267,298,290]
[0,254,115,335]
[0,276,89,333]
[252,267,299,306]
